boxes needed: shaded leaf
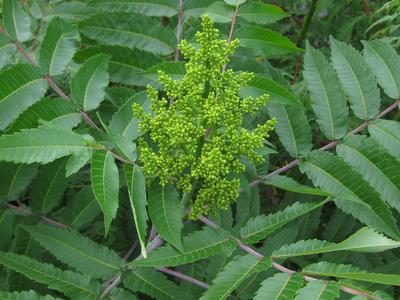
[254,273,304,300]
[3,0,32,42]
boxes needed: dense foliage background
[1,0,400,299]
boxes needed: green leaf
[294,280,340,300]
[201,255,271,300]
[368,119,400,159]
[90,150,120,235]
[109,92,150,140]
[263,175,333,197]
[6,98,81,134]
[79,13,175,55]
[65,147,92,177]
[23,224,124,279]
[362,40,400,99]
[0,290,62,300]
[30,158,68,214]
[266,103,312,158]
[241,201,325,244]
[224,0,247,6]
[0,162,38,203]
[254,273,304,300]
[124,165,148,258]
[39,17,79,76]
[0,42,17,71]
[45,2,97,21]
[206,2,233,23]
[61,186,101,229]
[337,135,400,212]
[0,251,101,299]
[90,0,178,17]
[303,262,400,286]
[3,0,32,42]
[74,46,161,86]
[0,64,48,131]
[239,76,301,106]
[239,2,288,25]
[330,37,380,120]
[299,150,400,239]
[71,54,110,111]
[0,125,89,164]
[273,227,400,258]
[185,0,218,18]
[235,26,300,57]
[130,227,236,267]
[303,42,348,139]
[0,209,15,251]
[148,183,184,252]
[123,268,189,300]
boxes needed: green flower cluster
[133,15,276,218]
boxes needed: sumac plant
[0,0,400,299]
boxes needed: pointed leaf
[303,262,400,286]
[130,227,236,267]
[39,17,79,76]
[294,280,340,300]
[80,13,175,55]
[124,165,148,258]
[239,2,288,25]
[368,119,400,159]
[337,135,400,212]
[0,64,48,131]
[241,201,325,244]
[71,54,110,111]
[0,290,62,300]
[0,251,101,299]
[362,40,400,99]
[330,37,380,119]
[148,183,184,251]
[65,148,92,177]
[254,273,304,300]
[91,150,119,235]
[3,0,32,42]
[304,42,348,139]
[23,224,124,279]
[299,150,400,239]
[0,125,89,164]
[201,255,271,300]
[235,26,300,57]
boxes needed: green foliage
[1,0,400,299]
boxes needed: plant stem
[297,0,318,47]
[174,0,185,61]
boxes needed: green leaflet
[0,42,17,71]
[90,0,178,17]
[303,262,400,286]
[0,125,89,164]
[0,162,38,203]
[201,255,271,300]
[0,290,62,300]
[266,103,312,158]
[79,13,175,55]
[124,165,148,258]
[30,158,68,214]
[65,147,92,177]
[0,209,15,251]
[238,2,288,25]
[39,17,79,76]
[0,251,101,299]
[337,135,400,212]
[90,150,120,236]
[254,273,304,300]
[294,280,340,300]
[304,42,348,140]
[368,119,400,159]
[330,37,380,120]
[224,0,247,6]
[148,183,184,252]
[206,2,233,23]
[300,150,400,240]
[123,268,191,300]
[362,40,400,99]
[45,2,97,21]
[235,26,300,57]
[130,227,236,267]
[61,186,101,230]
[23,224,124,279]
[6,98,81,134]
[0,64,48,131]
[241,201,325,244]
[2,0,32,42]
[71,54,110,111]
[273,227,400,258]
